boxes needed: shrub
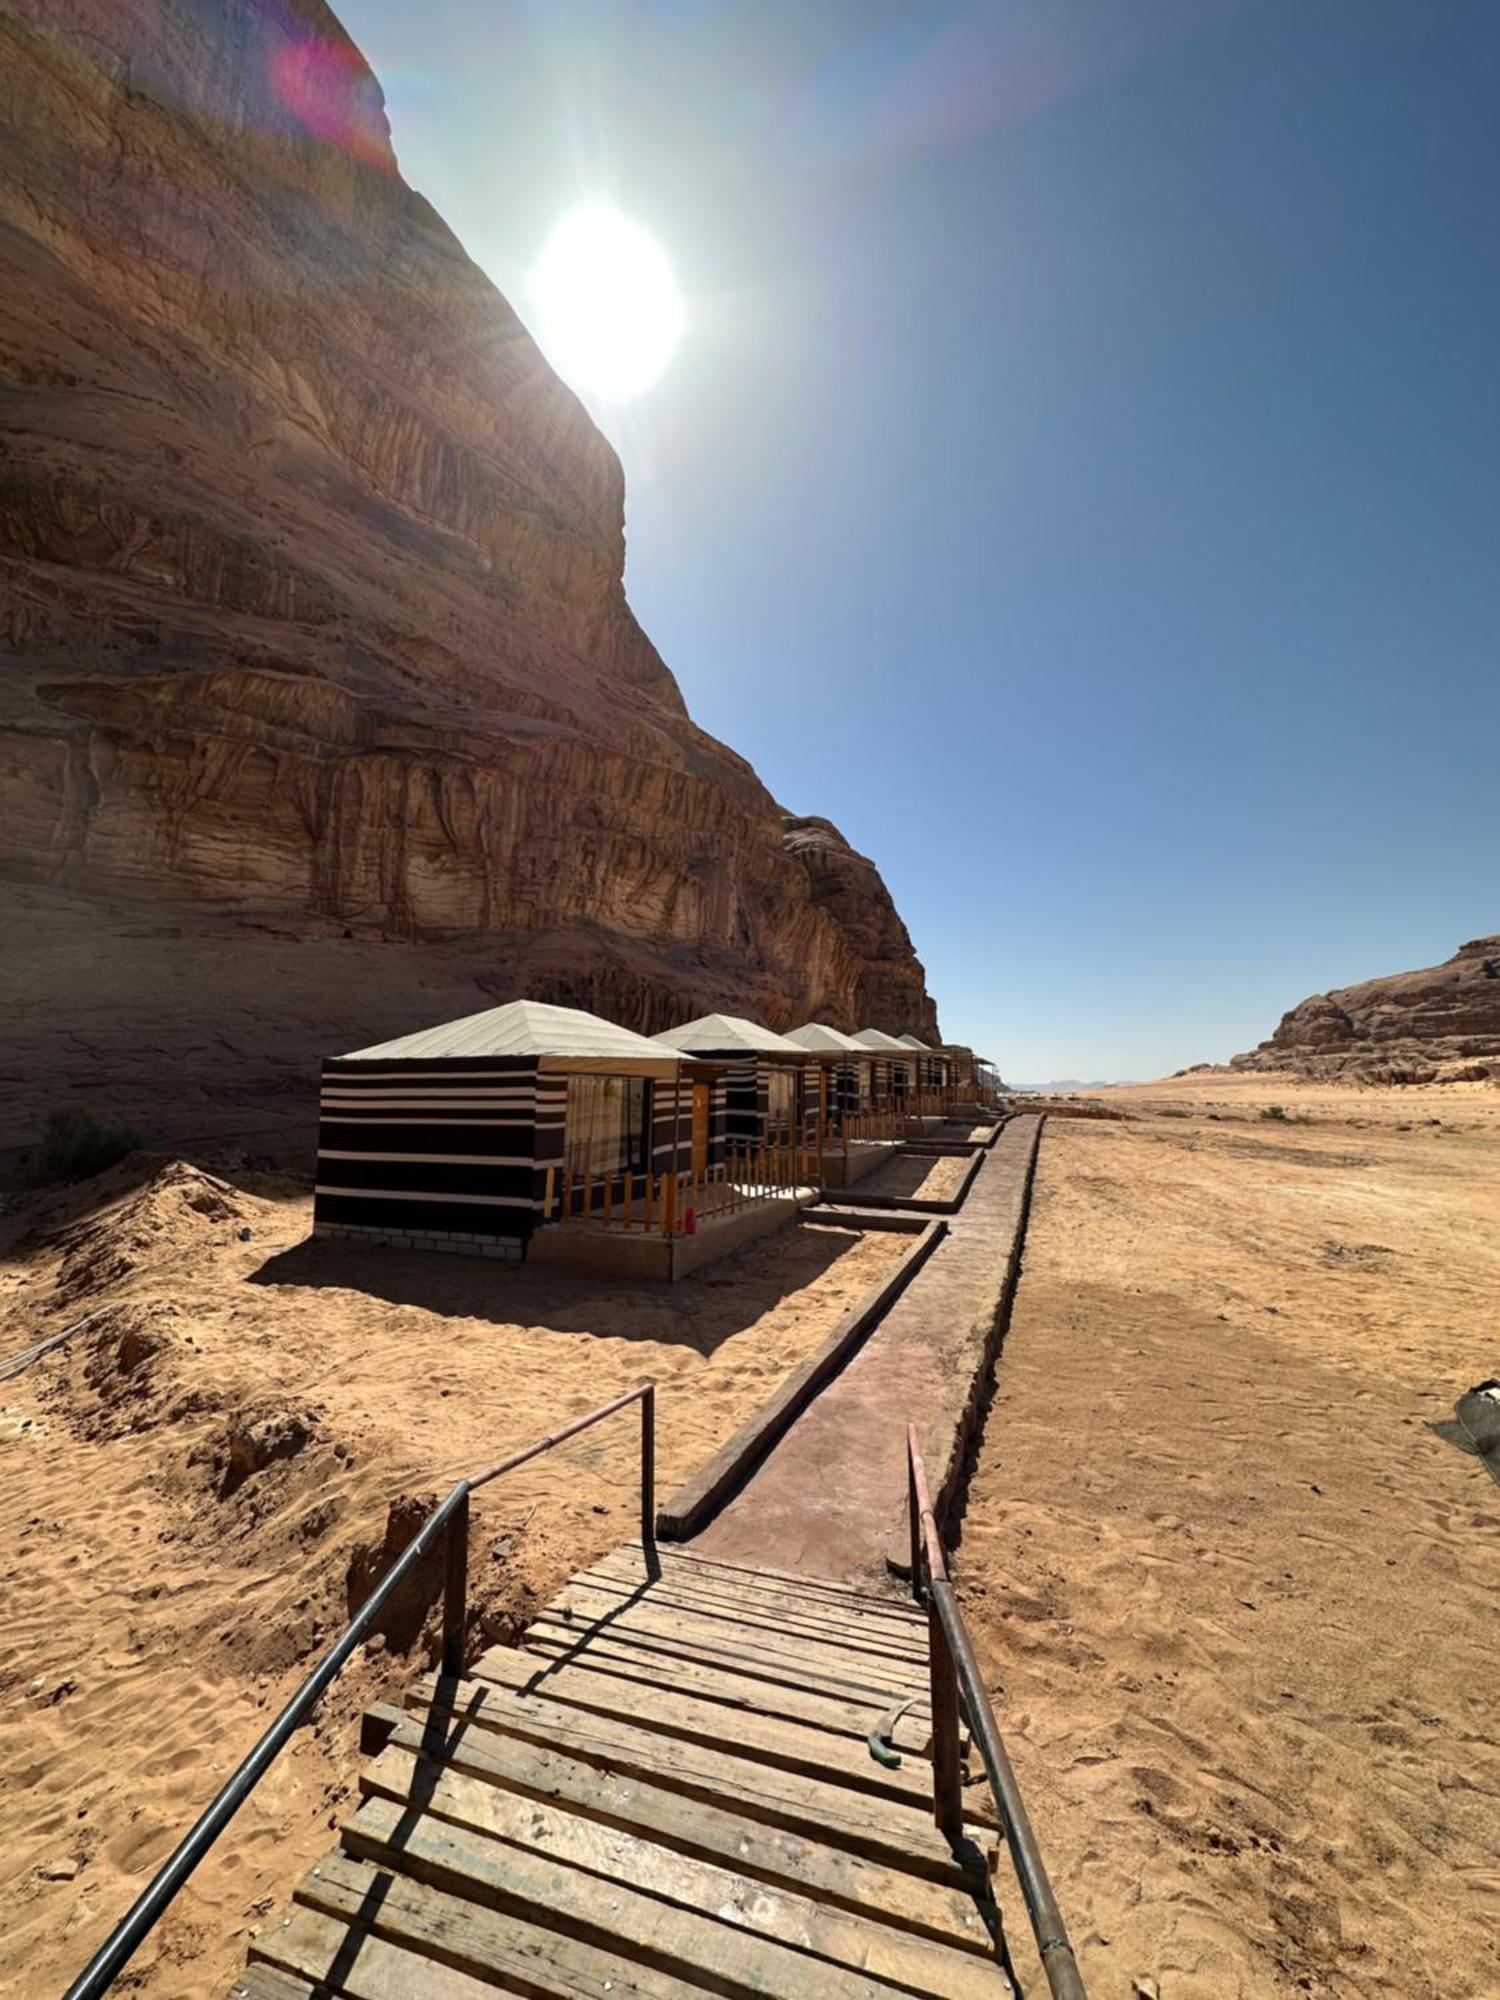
[25,1109,143,1186]
[1260,1104,1287,1121]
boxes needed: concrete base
[820,1142,897,1189]
[527,1192,802,1283]
[313,1220,523,1262]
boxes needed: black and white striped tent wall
[316,1054,717,1242]
[315,1055,549,1239]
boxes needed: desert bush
[1260,1104,1288,1121]
[25,1109,143,1186]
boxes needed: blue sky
[337,0,1497,1080]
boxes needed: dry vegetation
[961,1073,1499,1998]
[0,1163,907,1998]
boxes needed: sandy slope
[0,1162,907,1997]
[960,1076,1499,1997]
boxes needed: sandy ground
[960,1074,1499,1998]
[0,1160,907,1998]
[852,1150,973,1203]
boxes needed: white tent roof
[652,1013,808,1057]
[341,999,695,1063]
[784,1022,867,1053]
[897,1034,932,1050]
[853,1028,918,1053]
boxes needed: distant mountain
[1232,935,1500,1083]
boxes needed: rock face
[0,0,937,1155]
[1232,936,1500,1083]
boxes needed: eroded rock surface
[1232,935,1500,1082]
[0,0,936,1156]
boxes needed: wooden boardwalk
[236,1544,1014,1998]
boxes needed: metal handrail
[906,1423,1087,2000]
[63,1382,657,1999]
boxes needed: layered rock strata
[1231,936,1500,1083]
[0,0,938,1158]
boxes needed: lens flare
[532,206,682,400]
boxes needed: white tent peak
[341,999,694,1063]
[652,1014,808,1057]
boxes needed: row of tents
[312,999,1001,1259]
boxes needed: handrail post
[907,1441,924,1602]
[928,1593,964,1839]
[441,1489,470,1679]
[641,1382,659,1577]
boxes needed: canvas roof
[783,1022,867,1054]
[897,1034,932,1050]
[853,1028,919,1053]
[652,1013,808,1058]
[341,999,697,1064]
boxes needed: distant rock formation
[1232,936,1500,1083]
[0,0,938,1158]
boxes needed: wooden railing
[545,1134,818,1239]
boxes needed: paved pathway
[695,1117,1043,1590]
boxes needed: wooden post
[584,1172,594,1223]
[441,1492,470,1681]
[624,1169,634,1228]
[603,1172,613,1228]
[544,1165,556,1222]
[929,1587,965,1842]
[640,1384,659,1579]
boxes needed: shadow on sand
[246,1217,867,1355]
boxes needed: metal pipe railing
[63,1383,657,1999]
[906,1423,1087,2000]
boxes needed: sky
[335,0,1498,1081]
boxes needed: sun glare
[533,205,682,401]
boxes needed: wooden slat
[404,1676,987,1880]
[251,1903,593,1997]
[511,1629,937,1756]
[358,1751,1002,1995]
[346,1793,1002,2000]
[543,1583,919,1697]
[225,1969,319,2000]
[283,1858,690,1998]
[521,1605,930,1718]
[366,1728,992,1954]
[570,1565,928,1664]
[601,1545,927,1635]
[624,1541,930,1624]
[454,1651,944,1811]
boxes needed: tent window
[566,1075,649,1179]
[766,1066,797,1129]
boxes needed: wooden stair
[234,1544,1014,1998]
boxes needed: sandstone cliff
[0,0,938,1157]
[1231,936,1500,1083]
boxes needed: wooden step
[542,1583,920,1697]
[365,1724,993,1954]
[523,1605,933,1720]
[511,1628,938,1756]
[355,1747,1001,1994]
[345,1793,1006,1999]
[603,1544,928,1633]
[404,1676,990,1881]
[461,1648,948,1811]
[567,1565,929,1665]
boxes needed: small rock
[1133,1979,1160,2000]
[237,1226,253,1242]
[38,1859,78,1882]
[26,1676,46,1698]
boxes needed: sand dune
[0,1161,906,1997]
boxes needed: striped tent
[313,1001,707,1259]
[652,1014,814,1148]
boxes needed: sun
[532,205,682,401]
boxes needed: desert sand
[0,1163,907,1998]
[960,1073,1499,1997]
